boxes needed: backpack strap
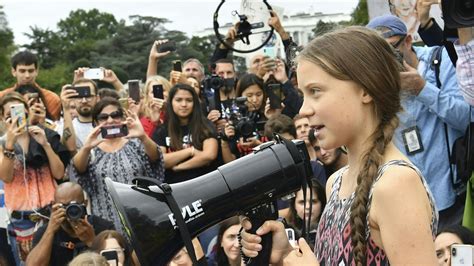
[431,46,456,185]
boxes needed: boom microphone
[105,137,313,265]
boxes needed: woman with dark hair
[435,225,474,266]
[220,74,268,161]
[212,217,243,266]
[152,83,218,183]
[283,180,326,249]
[91,230,138,266]
[69,97,165,233]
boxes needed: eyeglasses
[390,35,406,49]
[96,111,123,122]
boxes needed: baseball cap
[366,14,408,38]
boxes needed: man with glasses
[56,78,99,154]
[26,182,113,266]
[367,15,472,229]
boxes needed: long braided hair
[298,26,402,265]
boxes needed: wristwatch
[3,148,15,159]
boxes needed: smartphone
[267,83,282,109]
[100,249,118,266]
[285,228,297,248]
[10,104,27,128]
[172,60,182,72]
[157,40,176,53]
[451,244,474,266]
[72,86,92,98]
[128,80,141,103]
[206,88,221,112]
[152,84,164,99]
[263,46,276,58]
[118,98,129,110]
[100,124,128,139]
[27,92,40,104]
[83,68,104,80]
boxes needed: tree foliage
[0,5,16,90]
[351,0,369,26]
[19,9,217,92]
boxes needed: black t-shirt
[152,123,218,183]
[32,215,114,266]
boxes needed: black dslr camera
[228,97,265,140]
[442,0,474,28]
[203,74,225,91]
[63,201,87,221]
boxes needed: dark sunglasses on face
[96,110,123,122]
[390,35,406,49]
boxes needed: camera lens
[66,204,85,221]
[452,247,456,256]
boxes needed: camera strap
[159,183,199,265]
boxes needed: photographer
[0,92,70,265]
[26,182,114,266]
[220,74,268,161]
[152,84,218,183]
[56,78,99,154]
[69,97,164,233]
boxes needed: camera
[69,86,92,98]
[84,68,104,80]
[228,97,265,140]
[101,124,129,139]
[63,201,87,221]
[203,74,224,90]
[442,0,474,28]
[157,40,176,53]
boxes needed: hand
[128,98,141,115]
[73,67,89,82]
[416,0,438,28]
[4,117,26,149]
[240,217,293,264]
[282,238,319,266]
[264,98,284,120]
[239,137,262,149]
[83,125,104,150]
[207,110,221,123]
[219,26,238,49]
[150,39,172,60]
[28,99,46,125]
[70,218,95,247]
[60,85,77,110]
[400,61,426,95]
[148,98,165,123]
[46,203,66,234]
[224,122,235,139]
[28,125,48,146]
[125,110,145,140]
[169,70,187,86]
[273,59,289,83]
[268,10,287,38]
[257,57,276,78]
[101,68,119,84]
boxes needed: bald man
[26,182,113,266]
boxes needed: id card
[401,126,424,155]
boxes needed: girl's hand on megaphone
[239,217,293,264]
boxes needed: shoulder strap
[431,46,456,185]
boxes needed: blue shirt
[394,46,472,210]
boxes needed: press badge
[401,126,424,155]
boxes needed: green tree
[0,5,16,89]
[351,0,369,26]
[312,20,338,36]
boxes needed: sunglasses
[390,35,406,49]
[96,110,123,122]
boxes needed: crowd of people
[0,4,473,266]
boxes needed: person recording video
[26,182,114,266]
[69,97,164,234]
[0,92,70,265]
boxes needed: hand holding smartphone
[157,40,176,53]
[83,68,104,80]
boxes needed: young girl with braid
[240,26,438,265]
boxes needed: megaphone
[105,137,312,265]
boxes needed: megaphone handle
[244,201,278,265]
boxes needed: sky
[3,0,359,46]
